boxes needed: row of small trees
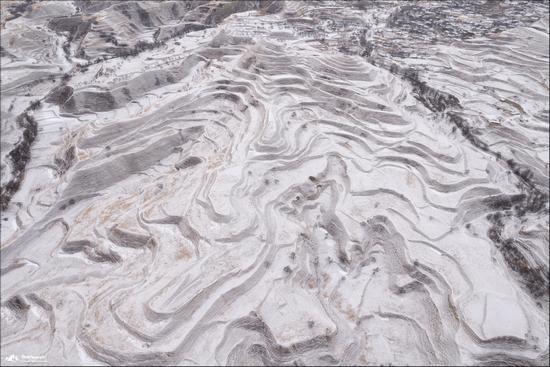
[0,104,39,210]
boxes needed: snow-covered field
[1,1,548,365]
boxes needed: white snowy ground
[1,1,549,366]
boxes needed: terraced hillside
[1,1,549,366]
